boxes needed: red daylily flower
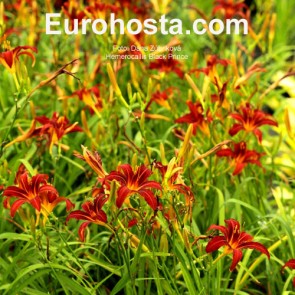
[0,45,37,74]
[145,88,174,111]
[14,163,27,184]
[282,259,295,288]
[34,113,83,145]
[216,141,264,175]
[104,164,162,210]
[175,101,212,135]
[229,103,278,143]
[149,90,169,108]
[74,146,107,178]
[66,191,108,242]
[190,55,231,87]
[3,171,73,218]
[192,55,230,78]
[206,219,270,271]
[6,112,82,153]
[62,1,86,26]
[154,161,193,200]
[70,85,103,114]
[128,218,138,228]
[211,81,230,109]
[212,0,249,19]
[149,52,184,78]
[155,160,194,222]
[3,172,51,216]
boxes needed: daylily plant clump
[0,0,295,294]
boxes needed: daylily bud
[131,153,138,169]
[140,111,145,130]
[284,107,295,139]
[130,62,139,89]
[0,2,4,32]
[127,83,133,103]
[183,228,191,252]
[160,233,169,254]
[107,63,122,96]
[269,13,276,51]
[130,233,149,252]
[146,78,153,103]
[81,110,92,138]
[160,143,167,164]
[177,124,193,161]
[185,73,203,105]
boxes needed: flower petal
[116,186,132,208]
[94,210,107,223]
[30,196,41,211]
[10,199,27,217]
[230,249,243,271]
[138,189,158,210]
[253,129,263,143]
[238,241,270,259]
[66,210,92,222]
[233,162,246,175]
[216,149,234,157]
[206,236,227,253]
[283,259,295,270]
[1,51,14,68]
[229,124,243,136]
[78,221,91,242]
[140,180,162,190]
[207,224,228,237]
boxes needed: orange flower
[35,113,82,146]
[211,81,230,109]
[70,85,103,115]
[154,160,193,200]
[282,259,295,288]
[229,103,278,143]
[192,55,230,79]
[105,164,162,210]
[6,112,82,153]
[74,146,107,178]
[216,141,265,175]
[3,171,73,218]
[175,101,212,135]
[206,219,270,271]
[62,0,86,26]
[66,190,108,241]
[0,45,37,74]
[154,160,194,222]
[190,55,231,87]
[145,88,174,110]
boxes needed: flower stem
[13,73,20,91]
[212,252,227,265]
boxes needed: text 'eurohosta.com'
[45,13,248,35]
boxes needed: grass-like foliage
[1,0,295,294]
